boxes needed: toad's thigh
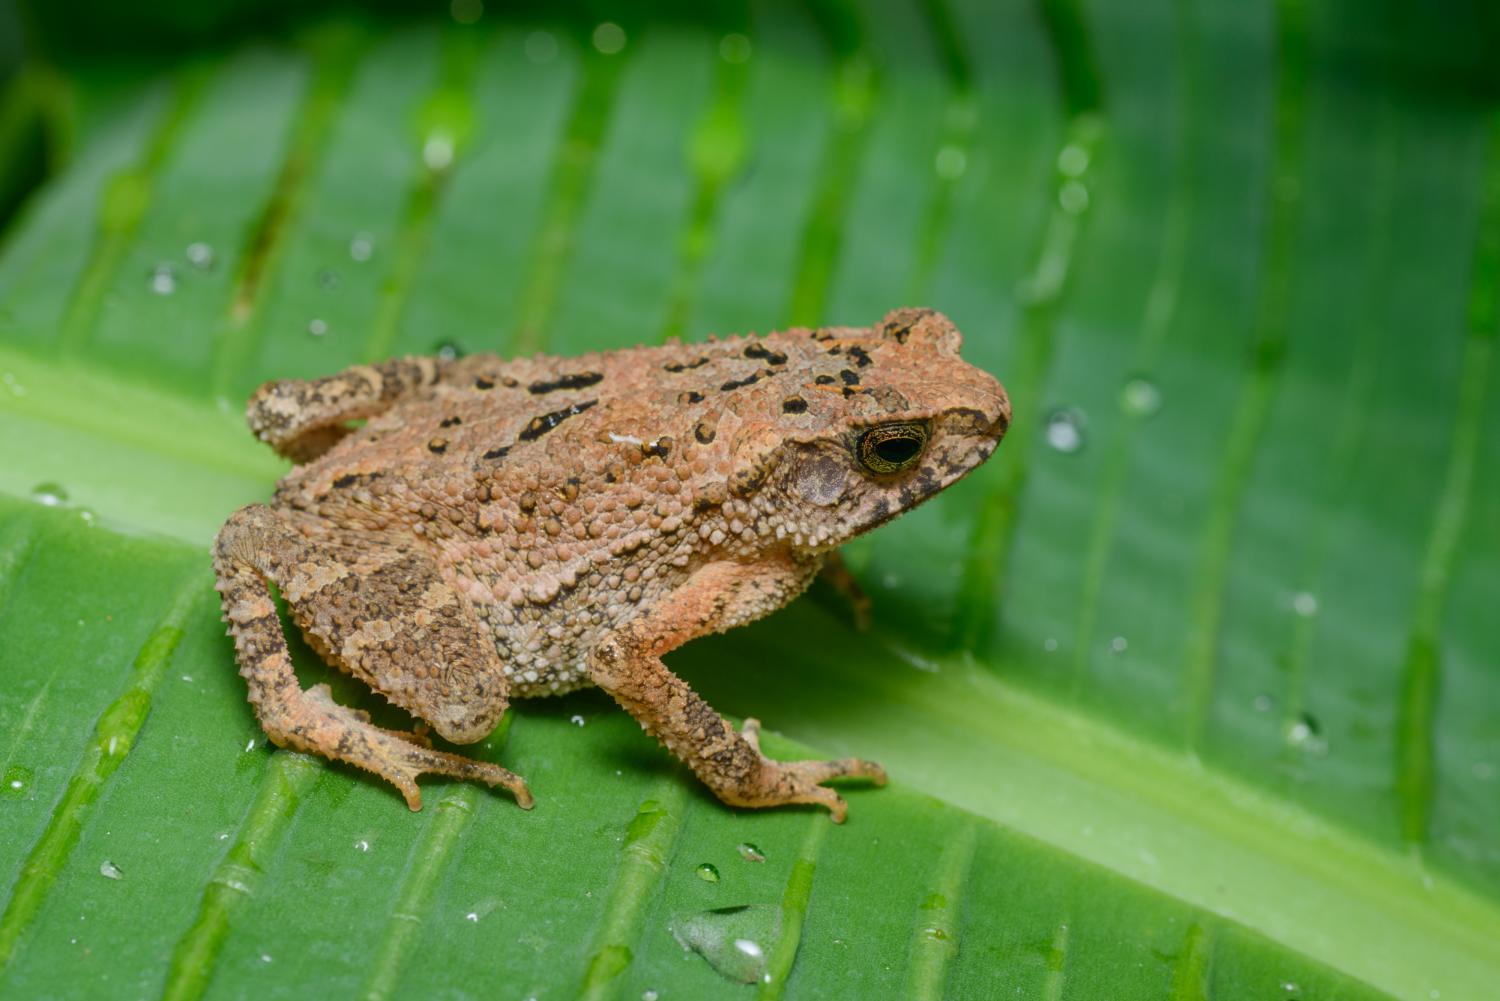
[283,528,511,744]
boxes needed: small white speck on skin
[1109,636,1127,653]
[608,432,643,446]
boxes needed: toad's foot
[734,718,887,824]
[298,685,532,811]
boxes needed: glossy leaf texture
[1,1,1497,999]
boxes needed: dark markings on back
[529,371,604,395]
[721,372,761,391]
[519,399,598,441]
[441,416,462,427]
[743,343,788,365]
[840,369,860,385]
[883,314,923,343]
[664,356,711,373]
[642,436,673,459]
[846,345,872,367]
[483,445,511,460]
[428,438,448,454]
[782,396,807,414]
[814,374,836,385]
[694,421,717,444]
[679,390,705,404]
[475,376,495,390]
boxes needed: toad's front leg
[588,559,886,822]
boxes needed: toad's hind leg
[212,504,531,811]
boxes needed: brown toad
[213,307,1009,821]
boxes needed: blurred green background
[0,0,1497,998]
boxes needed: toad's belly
[456,536,708,698]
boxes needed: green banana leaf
[2,1,1497,998]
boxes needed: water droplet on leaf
[423,133,456,171]
[3,765,32,797]
[449,0,483,24]
[1057,143,1090,177]
[934,145,967,180]
[524,30,557,63]
[99,860,123,880]
[736,842,765,863]
[592,22,626,55]
[1285,713,1326,754]
[185,242,215,270]
[671,904,781,984]
[1120,377,1162,417]
[350,233,375,262]
[33,482,68,506]
[148,264,177,295]
[1059,180,1089,214]
[718,33,751,64]
[1043,409,1085,454]
[695,863,719,883]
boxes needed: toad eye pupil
[857,422,930,473]
[874,437,920,464]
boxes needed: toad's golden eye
[856,422,929,474]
